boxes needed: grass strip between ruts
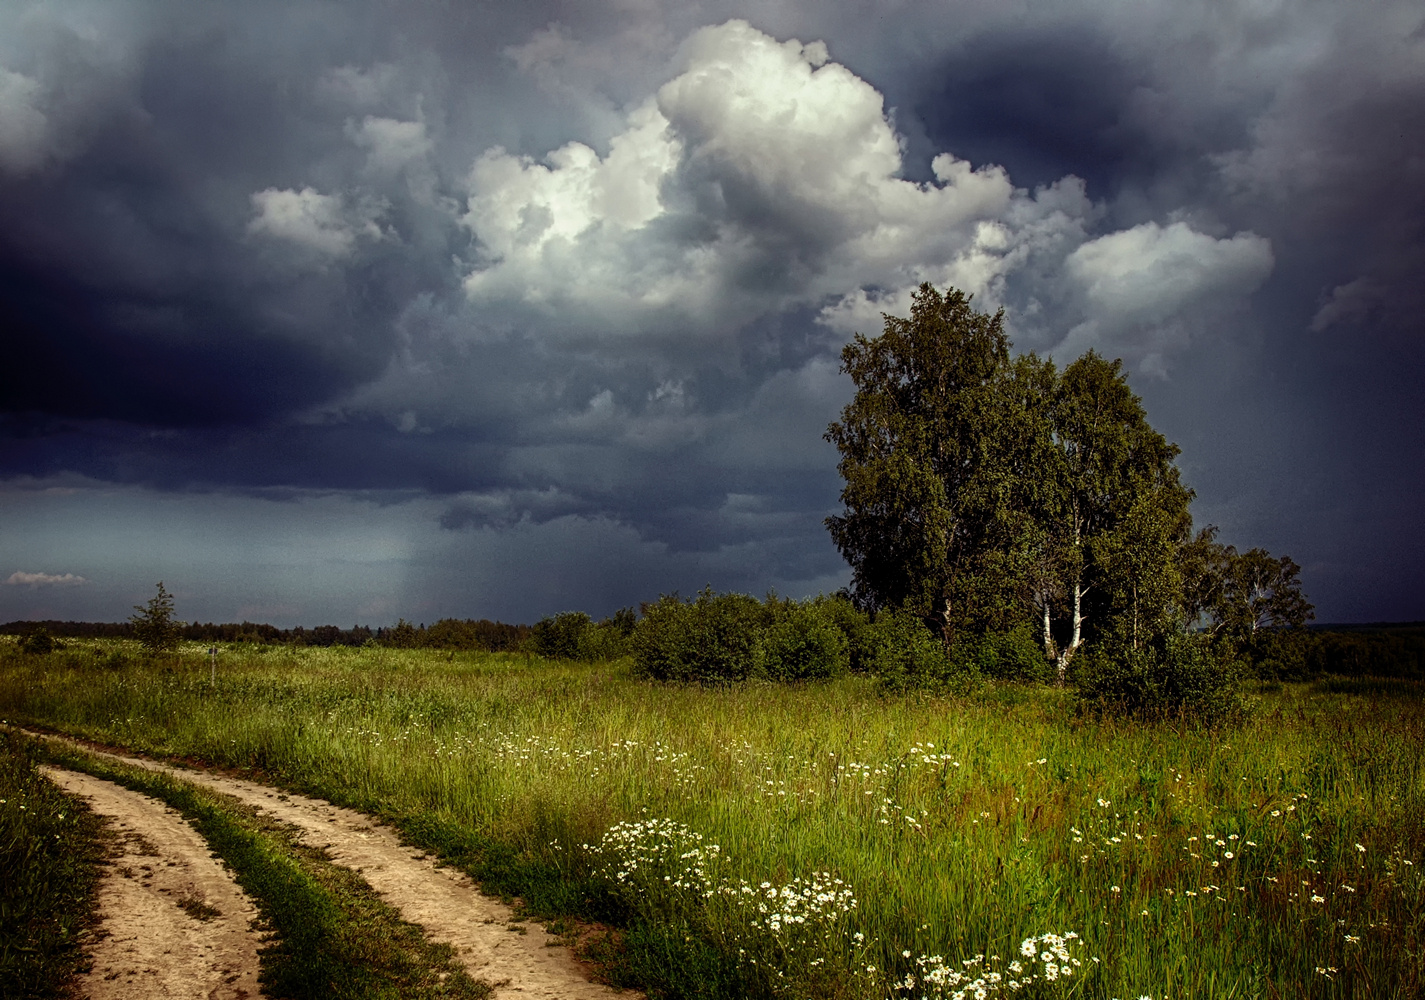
[27,733,492,1000]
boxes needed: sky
[1,0,1422,628]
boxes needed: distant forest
[0,617,530,652]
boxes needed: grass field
[3,638,1422,999]
[0,729,108,998]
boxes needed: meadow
[2,638,1422,999]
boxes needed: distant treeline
[1292,625,1425,679]
[5,616,1421,678]
[0,617,531,652]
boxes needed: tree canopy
[825,283,1287,682]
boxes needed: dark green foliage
[1304,627,1425,678]
[607,606,638,636]
[1075,632,1244,725]
[960,624,1051,684]
[1181,526,1314,642]
[19,628,60,655]
[824,286,1198,679]
[632,589,766,683]
[1046,352,1194,676]
[758,600,848,681]
[0,732,107,999]
[824,284,1017,625]
[1241,629,1313,681]
[417,618,530,652]
[813,594,874,672]
[384,618,421,648]
[530,612,595,659]
[574,621,633,662]
[528,610,636,662]
[1179,526,1319,679]
[129,581,184,654]
[1,617,536,653]
[631,591,859,683]
[867,607,978,694]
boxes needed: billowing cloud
[346,116,433,176]
[1060,221,1274,373]
[458,19,1278,381]
[248,186,386,258]
[5,571,87,588]
[459,20,1070,338]
[0,2,1420,624]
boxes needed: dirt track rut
[41,765,264,1000]
[38,733,631,1000]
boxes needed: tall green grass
[3,638,1422,998]
[0,729,108,998]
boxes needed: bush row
[625,590,1040,691]
[525,588,1258,724]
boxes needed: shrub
[528,609,637,662]
[810,594,873,672]
[19,628,60,655]
[1240,629,1312,681]
[867,607,978,694]
[529,612,595,660]
[382,618,420,648]
[960,624,1050,684]
[1075,631,1244,725]
[758,601,849,681]
[632,589,766,683]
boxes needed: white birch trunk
[1041,601,1053,661]
[1056,581,1084,686]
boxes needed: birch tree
[824,283,1017,629]
[825,288,1194,674]
[1046,352,1192,681]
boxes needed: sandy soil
[40,765,264,1000]
[36,733,633,1000]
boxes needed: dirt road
[41,766,264,1000]
[37,732,632,1000]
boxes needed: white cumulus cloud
[456,19,1284,375]
[1060,221,1274,374]
[5,570,88,587]
[459,20,1080,339]
[248,186,384,257]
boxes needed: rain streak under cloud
[1,1,1422,627]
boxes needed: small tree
[130,582,184,654]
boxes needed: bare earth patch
[40,765,264,1000]
[37,734,633,1000]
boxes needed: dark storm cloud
[2,0,1423,622]
[0,4,459,430]
[917,28,1158,197]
